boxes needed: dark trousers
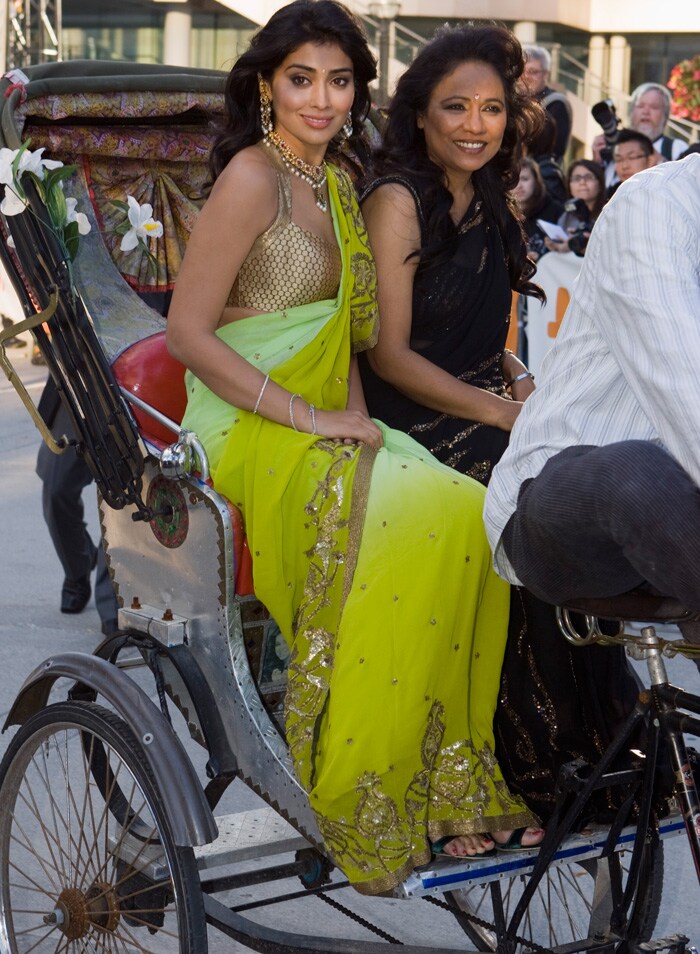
[502,441,700,613]
[36,385,118,624]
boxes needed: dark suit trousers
[36,383,118,623]
[502,440,700,613]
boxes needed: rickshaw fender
[3,652,218,848]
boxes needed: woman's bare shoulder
[364,180,418,212]
[205,145,279,230]
[363,181,420,245]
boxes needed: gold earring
[258,74,272,136]
[342,112,353,138]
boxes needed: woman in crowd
[513,156,564,260]
[545,158,606,257]
[359,21,641,824]
[167,0,536,895]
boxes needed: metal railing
[551,43,699,146]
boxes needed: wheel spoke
[0,703,204,953]
[450,836,661,951]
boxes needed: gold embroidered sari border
[342,442,378,606]
[427,810,538,841]
[352,846,432,896]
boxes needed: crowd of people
[32,0,699,897]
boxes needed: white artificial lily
[0,147,17,186]
[0,145,65,218]
[0,145,62,186]
[119,195,163,252]
[1,186,27,217]
[65,196,91,236]
[18,147,63,180]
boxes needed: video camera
[563,198,593,258]
[591,99,621,163]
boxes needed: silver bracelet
[253,373,270,415]
[506,370,534,388]
[308,403,317,436]
[289,393,302,431]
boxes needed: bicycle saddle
[562,588,700,624]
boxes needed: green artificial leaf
[63,220,80,261]
[46,183,67,230]
[43,165,77,192]
[110,199,129,213]
[10,139,31,180]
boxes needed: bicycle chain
[424,894,552,954]
[316,891,404,945]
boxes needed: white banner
[527,251,582,378]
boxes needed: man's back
[484,154,700,583]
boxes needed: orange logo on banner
[548,286,570,338]
[506,291,519,352]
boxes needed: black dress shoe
[61,575,92,614]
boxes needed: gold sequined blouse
[227,163,342,311]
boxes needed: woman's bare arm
[167,149,382,446]
[363,183,522,432]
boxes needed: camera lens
[591,99,620,145]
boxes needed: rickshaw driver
[483,154,700,638]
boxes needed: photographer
[592,84,686,188]
[544,159,606,257]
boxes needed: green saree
[181,164,534,894]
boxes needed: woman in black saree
[359,22,641,825]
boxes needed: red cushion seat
[112,332,253,595]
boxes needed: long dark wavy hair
[209,0,377,183]
[369,22,545,300]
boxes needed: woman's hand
[543,236,570,254]
[314,408,384,448]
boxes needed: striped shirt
[484,153,700,584]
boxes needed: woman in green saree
[167,0,537,896]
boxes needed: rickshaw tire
[444,834,664,950]
[0,700,208,953]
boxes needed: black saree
[360,174,641,822]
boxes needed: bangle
[308,403,317,436]
[506,371,534,388]
[289,393,302,431]
[253,373,270,415]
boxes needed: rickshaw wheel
[444,838,663,950]
[0,701,207,953]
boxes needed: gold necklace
[264,129,328,212]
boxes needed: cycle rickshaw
[0,60,698,953]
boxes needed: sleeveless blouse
[228,160,342,312]
[359,174,512,484]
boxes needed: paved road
[1,347,698,951]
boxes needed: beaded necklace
[264,129,328,212]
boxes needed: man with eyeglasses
[609,129,655,198]
[484,154,700,647]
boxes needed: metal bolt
[142,732,154,745]
[131,596,141,609]
[162,608,173,621]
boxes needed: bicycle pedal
[629,935,689,954]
